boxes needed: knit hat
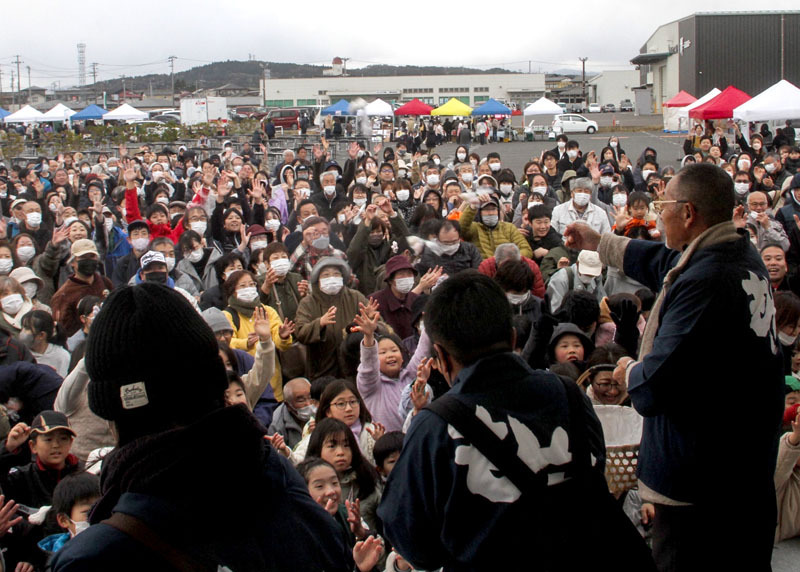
[86,283,227,445]
[547,322,595,364]
[202,307,234,334]
[310,257,351,286]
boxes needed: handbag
[426,376,655,571]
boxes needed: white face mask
[270,258,291,276]
[394,276,415,294]
[573,192,591,207]
[567,150,578,160]
[257,262,268,275]
[779,331,797,346]
[1,293,23,314]
[49,203,59,212]
[165,257,176,272]
[337,213,346,223]
[22,282,38,300]
[26,212,42,227]
[237,286,259,303]
[499,183,513,196]
[319,276,343,295]
[323,185,336,196]
[433,158,441,166]
[186,248,204,263]
[233,165,243,174]
[0,259,13,275]
[353,197,366,207]
[294,404,317,422]
[641,169,655,182]
[610,141,618,148]
[156,196,169,205]
[16,246,36,263]
[507,291,529,306]
[131,237,149,251]
[765,163,776,174]
[436,241,460,256]
[752,142,762,151]
[427,174,440,186]
[461,172,474,184]
[482,214,499,227]
[104,217,114,232]
[600,176,614,187]
[396,189,410,202]
[152,171,163,182]
[161,162,170,171]
[612,194,628,207]
[557,141,566,149]
[295,187,311,199]
[532,185,547,196]
[190,221,207,235]
[70,519,91,538]
[738,160,751,170]
[577,273,594,285]
[470,159,478,167]
[457,152,467,161]
[734,182,750,196]
[397,169,407,178]
[489,162,501,172]
[81,167,91,175]
[250,240,268,251]
[356,176,367,185]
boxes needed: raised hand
[246,332,259,349]
[372,142,383,156]
[319,306,337,327]
[52,225,70,245]
[365,422,385,442]
[353,302,380,341]
[5,423,31,453]
[346,499,367,540]
[266,433,291,457]
[278,318,295,340]
[253,306,271,342]
[417,266,443,292]
[353,536,384,572]
[0,495,21,538]
[123,167,137,184]
[297,280,310,297]
[348,142,359,160]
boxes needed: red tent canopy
[394,99,433,116]
[689,86,751,120]
[511,109,522,116]
[663,90,697,108]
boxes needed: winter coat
[53,358,115,463]
[378,351,605,571]
[112,250,143,288]
[176,245,223,294]
[32,241,71,305]
[50,273,113,337]
[551,200,611,236]
[459,205,533,260]
[2,454,83,508]
[525,226,564,266]
[540,245,579,284]
[369,287,418,341]
[346,216,409,295]
[51,406,353,572]
[0,362,63,424]
[267,403,305,450]
[547,264,607,313]
[124,187,186,244]
[259,272,304,322]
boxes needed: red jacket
[478,256,546,299]
[125,187,186,244]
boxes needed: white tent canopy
[3,105,45,123]
[733,80,800,123]
[523,97,563,116]
[103,103,148,121]
[41,103,76,122]
[676,88,721,128]
[363,98,393,117]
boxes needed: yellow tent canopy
[431,98,473,116]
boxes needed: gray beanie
[310,256,351,286]
[202,307,234,333]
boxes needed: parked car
[566,103,585,113]
[557,102,568,112]
[588,103,602,113]
[552,114,598,134]
[620,100,634,112]
[602,103,616,113]
[265,108,303,130]
[151,114,180,124]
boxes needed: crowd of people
[0,118,795,570]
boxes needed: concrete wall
[588,70,639,106]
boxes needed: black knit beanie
[86,283,227,445]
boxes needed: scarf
[226,294,259,319]
[639,221,740,359]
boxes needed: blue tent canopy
[0,108,9,119]
[320,99,353,116]
[472,98,512,116]
[72,104,109,121]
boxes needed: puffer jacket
[459,205,533,260]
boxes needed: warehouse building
[631,11,800,113]
[259,71,546,110]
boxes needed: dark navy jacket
[623,233,784,507]
[377,352,605,571]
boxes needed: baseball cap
[71,239,99,259]
[31,411,76,437]
[140,250,167,270]
[577,250,602,277]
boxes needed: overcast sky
[2,1,797,88]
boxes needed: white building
[588,70,639,107]
[259,73,546,109]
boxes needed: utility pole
[168,55,176,105]
[10,71,14,106]
[26,66,31,104]
[13,55,22,95]
[121,76,126,102]
[342,57,349,77]
[579,57,588,106]
[90,62,98,104]
[528,60,531,73]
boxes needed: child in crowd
[372,431,403,482]
[297,457,383,572]
[307,418,382,532]
[613,191,659,238]
[776,403,800,542]
[38,472,101,559]
[1,411,82,508]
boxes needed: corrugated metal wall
[694,13,800,96]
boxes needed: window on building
[474,95,489,103]
[265,99,293,108]
[317,90,327,95]
[297,99,317,106]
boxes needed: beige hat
[577,250,602,277]
[71,239,99,259]
[9,267,44,290]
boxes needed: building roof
[630,52,671,65]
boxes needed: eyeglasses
[594,382,623,391]
[652,199,688,214]
[331,399,359,410]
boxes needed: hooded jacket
[547,323,595,365]
[459,204,533,260]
